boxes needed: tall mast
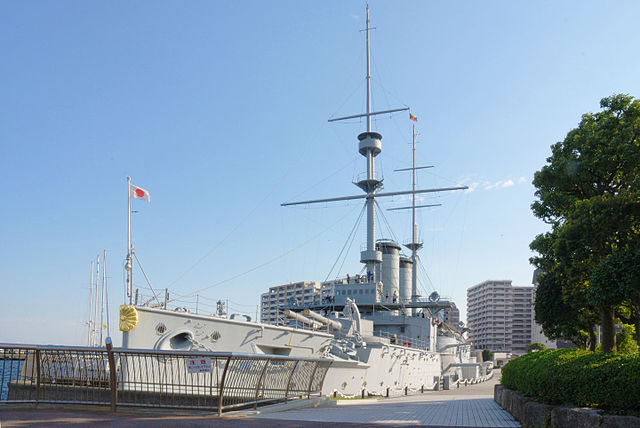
[100,250,106,345]
[281,4,467,284]
[361,2,381,279]
[126,176,133,305]
[93,255,100,346]
[365,3,372,133]
[409,125,421,315]
[88,260,94,346]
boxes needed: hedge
[501,349,640,413]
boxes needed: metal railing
[0,343,332,415]
[376,331,430,351]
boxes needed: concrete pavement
[0,370,519,427]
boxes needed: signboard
[186,357,212,374]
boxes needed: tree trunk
[588,327,597,352]
[600,306,616,353]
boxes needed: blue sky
[1,1,639,346]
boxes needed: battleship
[119,4,488,396]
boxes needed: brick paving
[0,371,519,427]
[255,371,520,427]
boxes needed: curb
[494,385,640,428]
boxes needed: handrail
[0,343,332,414]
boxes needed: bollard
[421,385,424,393]
[105,338,117,413]
[404,386,408,395]
[334,391,337,399]
[362,389,365,399]
[386,387,389,398]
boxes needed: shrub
[501,349,640,413]
[527,342,547,353]
[482,349,493,362]
[617,324,639,355]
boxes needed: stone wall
[494,385,640,428]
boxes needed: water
[1,359,24,401]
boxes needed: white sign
[186,357,212,374]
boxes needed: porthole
[155,323,167,335]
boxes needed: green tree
[482,349,493,362]
[531,236,599,350]
[530,94,640,353]
[591,247,640,340]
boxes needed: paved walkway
[254,372,519,427]
[0,372,519,427]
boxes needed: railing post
[306,362,319,399]
[218,356,232,416]
[35,349,41,407]
[284,360,300,403]
[253,359,270,410]
[105,338,118,412]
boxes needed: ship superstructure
[120,4,487,397]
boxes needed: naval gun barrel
[283,310,323,330]
[303,309,342,330]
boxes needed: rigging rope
[168,205,359,303]
[133,251,161,306]
[324,202,366,281]
[163,121,331,292]
[374,199,401,244]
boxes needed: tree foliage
[527,342,547,353]
[616,324,639,355]
[530,94,640,352]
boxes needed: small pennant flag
[409,113,418,122]
[129,184,150,202]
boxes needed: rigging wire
[168,204,359,303]
[286,158,356,203]
[417,256,437,296]
[374,199,401,244]
[163,118,338,293]
[133,251,161,306]
[324,202,366,281]
[370,50,411,145]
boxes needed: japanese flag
[129,184,150,202]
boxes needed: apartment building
[260,281,322,324]
[467,280,533,355]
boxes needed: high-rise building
[260,281,322,324]
[466,280,533,355]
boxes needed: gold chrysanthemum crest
[119,305,139,332]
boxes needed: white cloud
[482,179,518,190]
[518,177,526,184]
[464,182,480,193]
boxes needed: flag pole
[127,176,132,305]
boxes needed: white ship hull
[122,306,444,396]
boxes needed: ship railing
[0,343,332,415]
[376,331,430,351]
